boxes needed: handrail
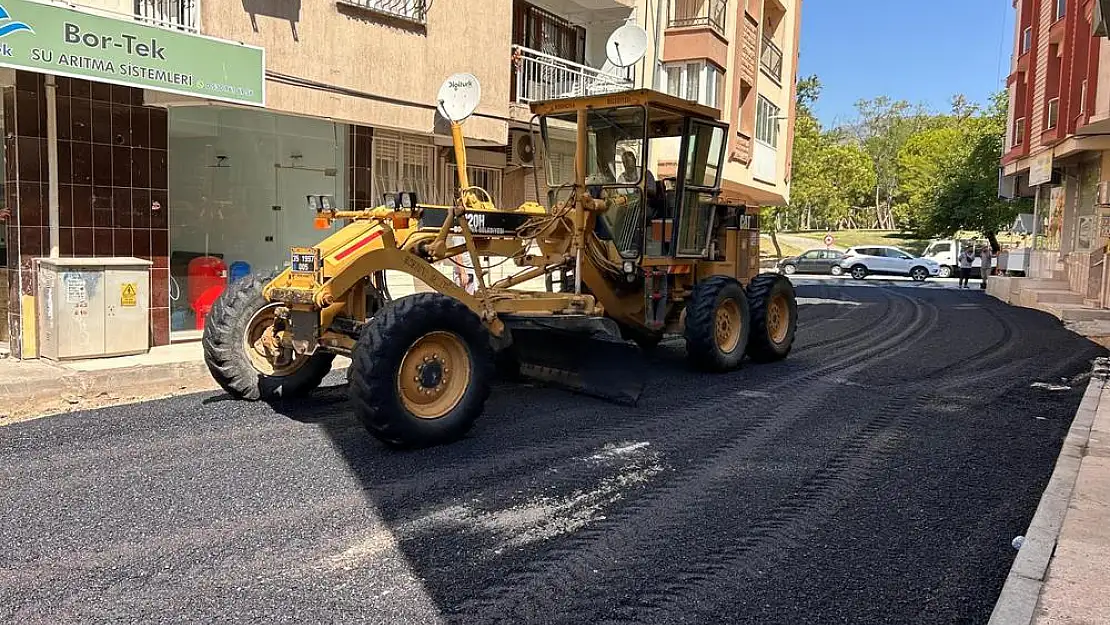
[760,35,783,83]
[512,44,633,104]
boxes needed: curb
[987,356,1110,625]
[1,358,352,424]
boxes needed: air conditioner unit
[508,129,536,168]
[1098,181,1110,206]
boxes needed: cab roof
[528,89,722,123]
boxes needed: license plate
[290,247,320,274]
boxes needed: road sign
[824,234,834,247]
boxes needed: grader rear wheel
[348,293,493,449]
[746,273,798,363]
[202,275,335,401]
[684,276,751,372]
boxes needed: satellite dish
[437,73,482,123]
[606,23,649,68]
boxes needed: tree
[896,125,965,229]
[782,75,876,238]
[920,91,1031,251]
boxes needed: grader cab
[202,76,798,449]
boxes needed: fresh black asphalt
[1,284,1104,624]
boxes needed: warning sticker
[121,283,137,307]
[64,274,87,304]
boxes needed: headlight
[622,260,635,274]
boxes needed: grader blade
[502,316,646,405]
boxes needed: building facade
[1001,0,1110,305]
[1,0,799,360]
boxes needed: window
[338,0,429,24]
[1047,98,1060,130]
[704,64,723,109]
[661,60,724,109]
[1055,0,1066,21]
[1022,27,1032,53]
[756,95,781,148]
[1014,117,1026,145]
[1081,80,1088,115]
[372,131,438,204]
[444,165,503,206]
[802,251,820,259]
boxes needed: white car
[837,245,942,281]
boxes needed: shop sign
[1030,150,1054,186]
[0,0,264,106]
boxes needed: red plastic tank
[188,256,227,330]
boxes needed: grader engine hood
[263,220,393,307]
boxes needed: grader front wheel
[684,276,751,372]
[348,293,493,449]
[746,273,798,363]
[202,275,335,401]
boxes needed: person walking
[958,246,975,289]
[979,245,992,289]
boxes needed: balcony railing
[512,45,633,104]
[669,0,728,35]
[133,0,198,33]
[760,36,783,84]
[337,0,429,24]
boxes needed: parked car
[778,249,846,276]
[920,238,996,278]
[838,246,942,281]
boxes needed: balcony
[669,0,729,36]
[133,0,199,32]
[337,0,429,25]
[760,36,783,84]
[511,45,633,105]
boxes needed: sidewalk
[0,343,350,426]
[990,357,1110,625]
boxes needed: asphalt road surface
[2,284,1105,624]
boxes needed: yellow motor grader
[202,79,798,449]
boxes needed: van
[921,238,996,278]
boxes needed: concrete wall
[199,0,511,145]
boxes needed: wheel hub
[397,331,470,420]
[417,357,446,390]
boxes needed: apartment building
[654,0,801,208]
[1001,0,1110,305]
[0,0,798,359]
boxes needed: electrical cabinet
[36,257,153,361]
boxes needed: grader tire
[684,276,751,372]
[746,273,798,363]
[202,275,335,401]
[348,293,493,449]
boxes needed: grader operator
[202,76,798,449]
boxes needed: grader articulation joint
[202,78,798,450]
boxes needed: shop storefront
[166,107,348,338]
[0,0,263,358]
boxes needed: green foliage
[783,76,876,231]
[784,82,1027,243]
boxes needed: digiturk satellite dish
[437,73,482,123]
[605,23,649,68]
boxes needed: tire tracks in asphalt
[444,288,941,621]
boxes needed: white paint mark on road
[407,444,664,550]
[1031,382,1072,391]
[586,441,650,461]
[797,297,862,306]
[317,528,400,572]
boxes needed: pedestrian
[958,246,975,289]
[979,244,992,289]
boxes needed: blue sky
[798,0,1015,128]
